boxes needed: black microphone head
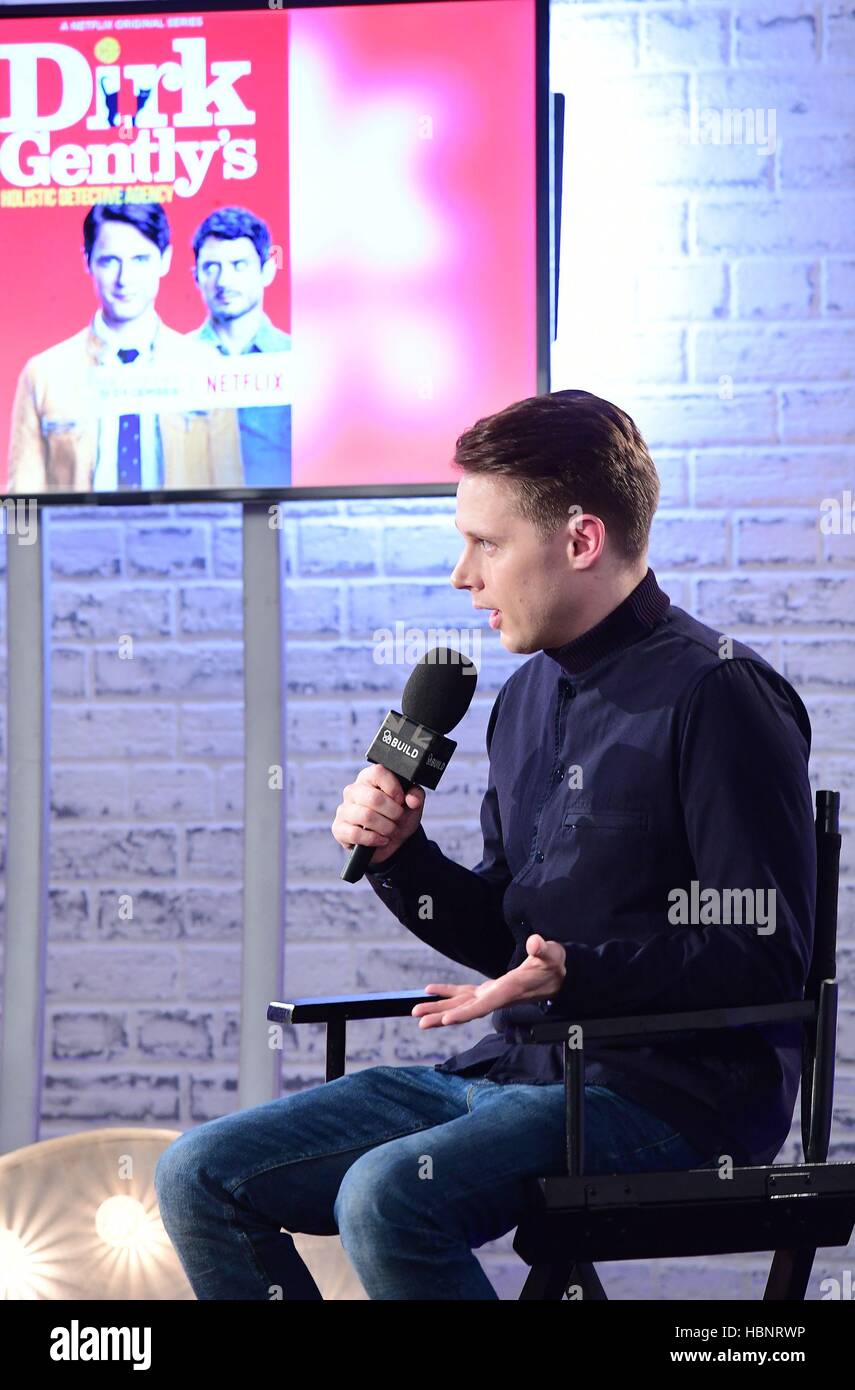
[400,645,478,734]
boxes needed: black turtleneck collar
[543,567,670,676]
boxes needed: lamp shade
[0,1127,366,1300]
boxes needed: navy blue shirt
[365,568,816,1167]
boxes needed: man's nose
[450,555,473,591]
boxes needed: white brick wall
[0,0,852,1302]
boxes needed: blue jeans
[155,1064,708,1300]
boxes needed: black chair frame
[268,790,855,1300]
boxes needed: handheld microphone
[341,644,478,883]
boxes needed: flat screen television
[0,0,552,505]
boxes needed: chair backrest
[801,789,842,1164]
[806,790,841,999]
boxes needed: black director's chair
[268,790,855,1300]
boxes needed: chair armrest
[267,990,439,1027]
[515,998,815,1046]
[521,998,817,1179]
[267,990,443,1084]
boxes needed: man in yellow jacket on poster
[6,201,242,495]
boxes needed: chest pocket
[563,807,649,831]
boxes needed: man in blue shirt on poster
[191,206,292,488]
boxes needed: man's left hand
[411,935,566,1028]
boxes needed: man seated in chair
[156,390,816,1300]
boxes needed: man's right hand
[332,766,426,866]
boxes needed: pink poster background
[288,0,538,486]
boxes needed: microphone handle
[341,770,415,883]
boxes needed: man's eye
[479,539,496,552]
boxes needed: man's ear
[261,255,277,289]
[160,244,174,276]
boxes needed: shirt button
[535,851,544,862]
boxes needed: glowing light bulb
[0,1227,34,1297]
[94,1196,151,1250]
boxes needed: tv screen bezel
[0,0,551,507]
